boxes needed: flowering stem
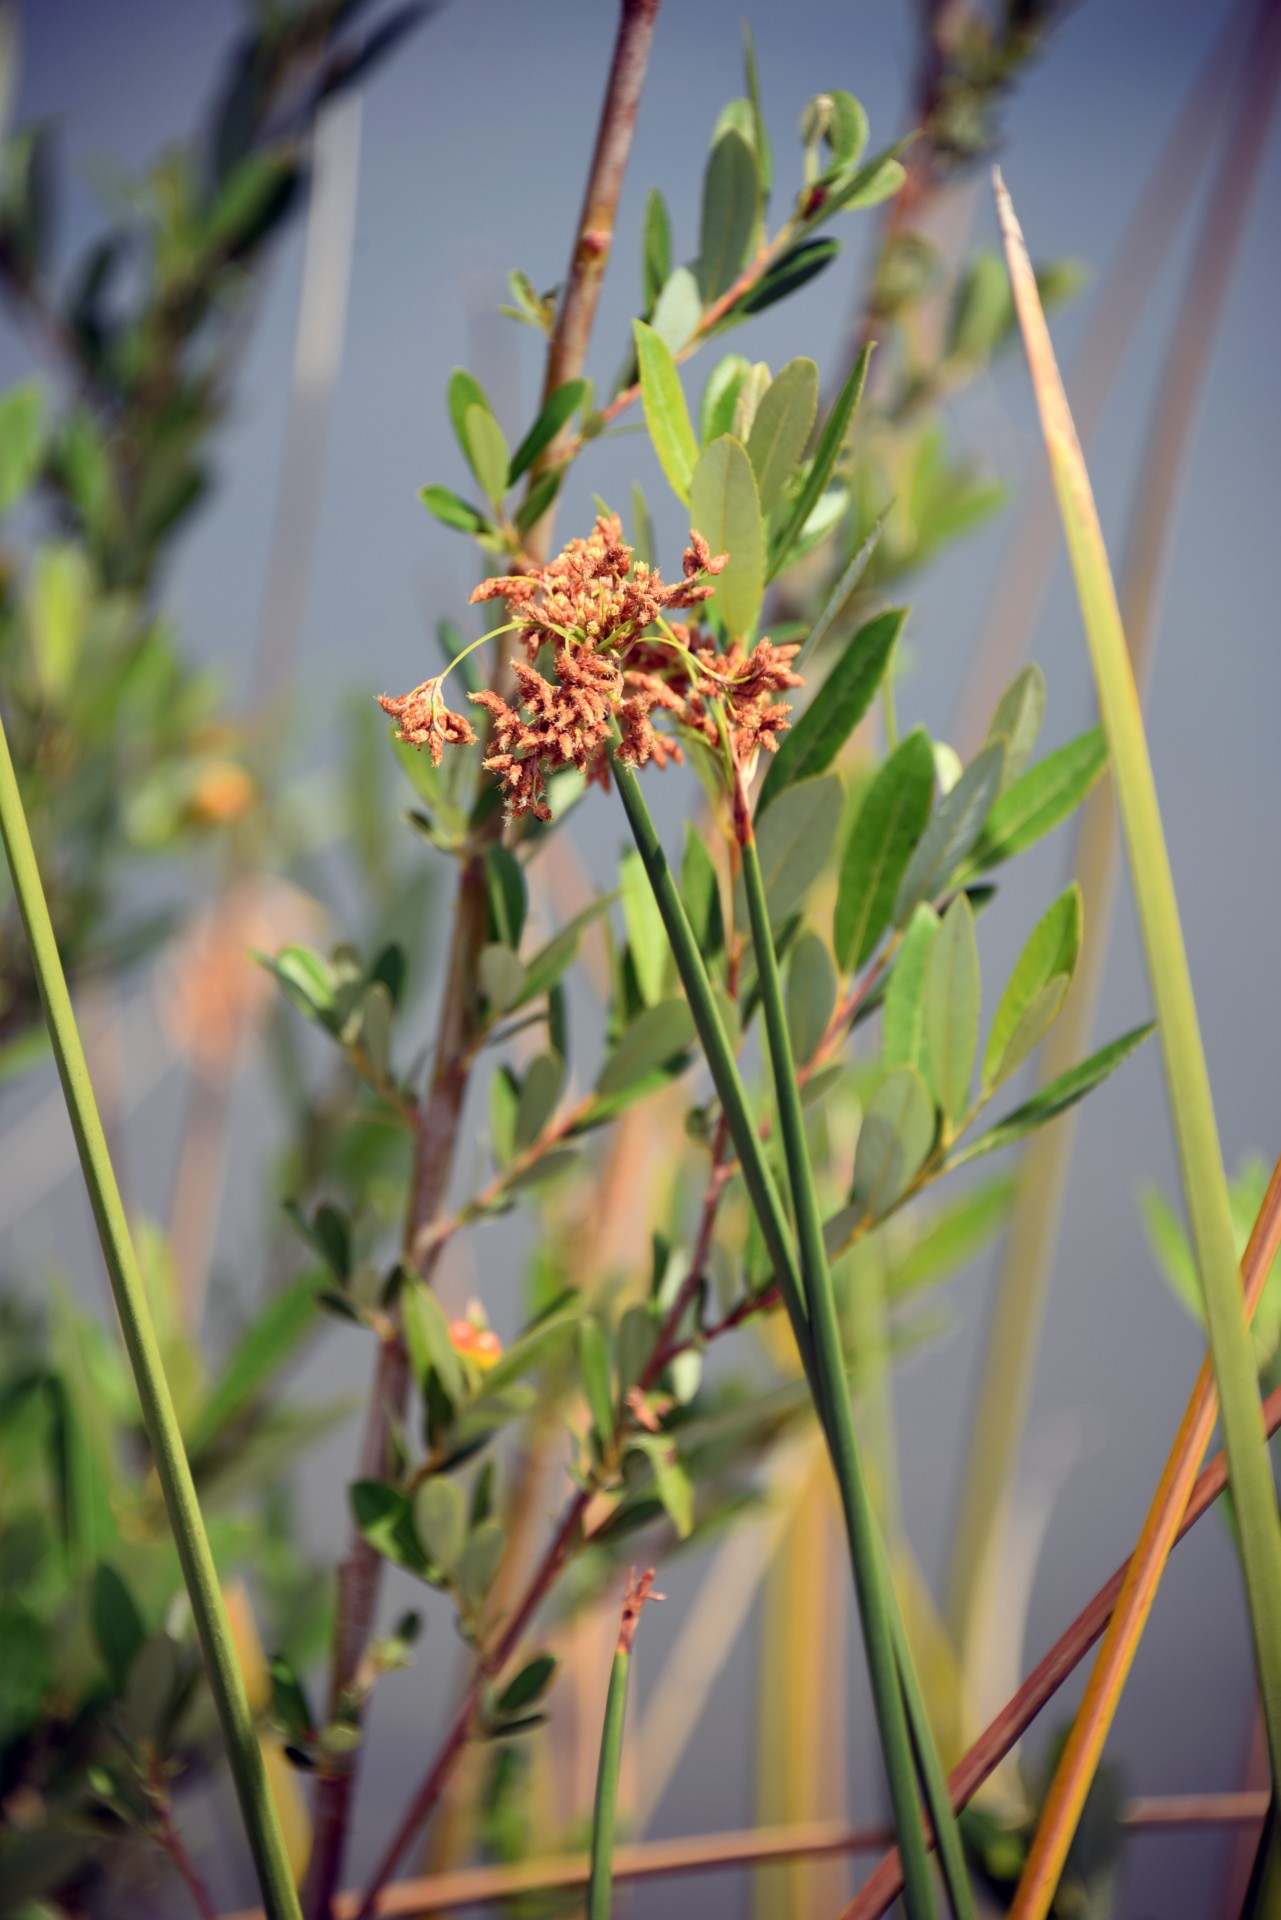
[0,719,301,1919]
[737,826,962,1920]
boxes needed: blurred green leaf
[464,403,510,509]
[633,319,700,502]
[768,344,869,581]
[964,728,1107,875]
[514,1052,564,1154]
[649,265,702,352]
[680,827,724,962]
[983,884,1081,1089]
[90,1563,146,1692]
[698,128,760,303]
[850,1067,936,1222]
[597,999,695,1098]
[642,187,672,312]
[688,433,765,638]
[834,726,934,970]
[746,772,842,926]
[986,663,1046,793]
[739,235,840,320]
[786,928,837,1067]
[0,379,44,516]
[629,1434,694,1537]
[882,903,940,1074]
[923,894,980,1125]
[350,1481,428,1575]
[457,1518,505,1608]
[950,1025,1154,1168]
[508,378,587,485]
[415,1476,466,1577]
[403,1279,468,1408]
[497,1652,557,1716]
[418,484,492,535]
[621,846,669,1006]
[746,357,818,515]
[579,1318,615,1452]
[887,1175,1016,1300]
[188,1270,322,1459]
[894,741,1004,924]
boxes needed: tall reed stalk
[0,715,302,1919]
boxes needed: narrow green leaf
[986,663,1046,792]
[742,22,772,193]
[0,380,45,516]
[700,354,751,446]
[1140,1187,1203,1326]
[447,369,491,476]
[650,265,702,352]
[633,320,700,502]
[950,1024,1154,1168]
[508,379,587,485]
[744,772,842,926]
[403,1279,468,1408]
[983,884,1082,1089]
[187,1271,322,1458]
[835,727,934,970]
[924,894,980,1124]
[796,505,892,670]
[825,151,907,215]
[513,468,561,533]
[687,434,765,637]
[91,1563,146,1690]
[746,357,818,515]
[882,904,940,1073]
[578,1318,614,1450]
[887,1176,1017,1300]
[642,188,672,313]
[498,1653,558,1717]
[621,846,669,1005]
[463,403,510,508]
[596,999,695,1098]
[456,1519,505,1608]
[759,606,905,813]
[894,741,1004,925]
[738,235,840,320]
[630,1435,694,1538]
[786,929,838,1067]
[680,828,724,962]
[850,1067,936,1221]
[350,1482,427,1575]
[514,1052,564,1154]
[698,128,760,302]
[768,344,870,581]
[418,484,492,536]
[965,728,1107,874]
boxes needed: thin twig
[219,1790,1274,1920]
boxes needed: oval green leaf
[834,726,934,969]
[687,434,765,638]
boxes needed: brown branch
[220,1789,1273,1919]
[146,1757,219,1920]
[302,12,661,1909]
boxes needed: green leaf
[768,344,870,581]
[491,1066,518,1169]
[514,1052,564,1153]
[350,1482,427,1575]
[786,930,837,1067]
[923,895,980,1124]
[796,505,892,670]
[986,663,1046,792]
[515,893,617,1007]
[414,1477,467,1576]
[403,1279,468,1408]
[964,728,1107,874]
[268,1655,314,1743]
[621,846,669,1005]
[481,1295,581,1395]
[746,357,818,515]
[597,1000,696,1098]
[850,1067,936,1221]
[650,265,702,353]
[484,845,527,949]
[742,22,772,193]
[629,1435,694,1537]
[698,128,760,303]
[479,944,526,1013]
[642,187,672,312]
[91,1563,146,1691]
[687,434,765,638]
[419,484,492,536]
[824,151,907,215]
[188,1271,322,1459]
[745,772,842,926]
[758,606,905,812]
[680,828,724,962]
[464,403,510,508]
[265,945,336,1026]
[498,1653,558,1717]
[983,884,1082,1089]
[456,1518,505,1608]
[0,380,45,516]
[1140,1186,1203,1326]
[514,468,562,533]
[508,379,588,485]
[834,727,934,969]
[826,91,869,167]
[579,1318,615,1451]
[616,1304,658,1403]
[950,1024,1154,1168]
[447,369,492,477]
[700,353,751,446]
[882,904,940,1073]
[738,236,840,319]
[29,543,90,703]
[894,741,1004,924]
[633,319,700,503]
[887,1176,1017,1300]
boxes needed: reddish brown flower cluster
[376,517,805,821]
[471,514,726,657]
[375,676,477,766]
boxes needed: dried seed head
[377,678,477,766]
[617,1567,664,1653]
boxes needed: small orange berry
[472,1329,502,1370]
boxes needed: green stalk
[588,1571,657,1920]
[997,169,1281,1906]
[740,829,970,1920]
[0,714,302,1920]
[609,754,813,1375]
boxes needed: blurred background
[1,2,1279,1915]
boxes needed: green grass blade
[996,168,1281,1912]
[0,716,302,1920]
[588,1571,659,1920]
